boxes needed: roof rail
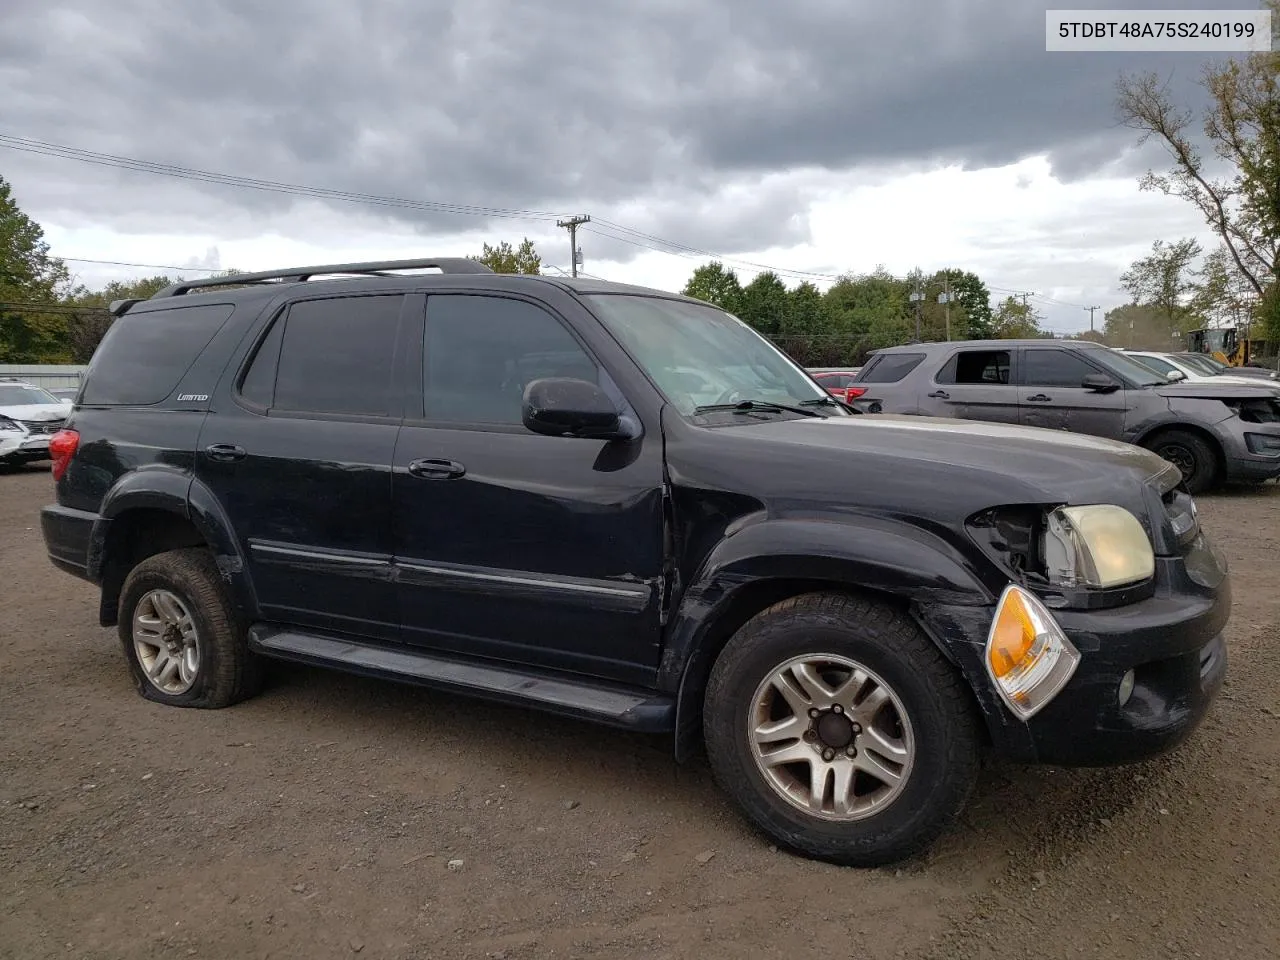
[149,257,496,300]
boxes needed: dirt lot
[1,466,1277,960]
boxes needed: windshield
[1127,353,1180,378]
[583,294,837,416]
[0,384,59,406]
[1089,350,1168,387]
[1180,353,1224,375]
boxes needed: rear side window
[937,349,1011,385]
[80,303,234,405]
[857,353,925,383]
[239,295,403,417]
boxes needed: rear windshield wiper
[693,399,825,418]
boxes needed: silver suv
[850,339,1280,493]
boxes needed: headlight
[1042,504,1154,589]
[0,415,23,434]
[985,584,1080,719]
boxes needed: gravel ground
[1,465,1277,960]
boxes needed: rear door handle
[927,390,950,399]
[205,443,246,462]
[1026,394,1052,402]
[407,458,466,480]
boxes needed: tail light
[845,387,867,402]
[49,429,79,481]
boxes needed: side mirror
[59,397,74,406]
[1081,373,1120,393]
[1166,370,1186,382]
[522,377,622,439]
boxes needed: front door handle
[927,390,950,399]
[205,443,246,462]
[407,458,466,480]
[1026,394,1052,402]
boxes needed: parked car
[0,378,71,467]
[1177,351,1278,381]
[850,339,1280,493]
[42,259,1230,867]
[1121,350,1280,390]
[807,367,865,404]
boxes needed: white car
[1120,350,1280,391]
[0,379,72,467]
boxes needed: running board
[247,625,676,733]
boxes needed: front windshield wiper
[799,395,860,414]
[693,399,826,418]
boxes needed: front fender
[661,516,996,761]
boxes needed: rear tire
[118,548,264,708]
[702,592,980,867]
[1144,429,1220,494]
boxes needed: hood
[1154,381,1280,399]
[749,413,1165,485]
[0,402,69,422]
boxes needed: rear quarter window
[856,353,926,383]
[81,302,235,405]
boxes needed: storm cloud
[0,0,1249,261]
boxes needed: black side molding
[247,625,676,733]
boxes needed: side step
[247,625,676,733]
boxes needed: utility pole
[1018,292,1035,307]
[938,272,953,341]
[909,278,925,341]
[556,215,590,277]
[1085,305,1099,332]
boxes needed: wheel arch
[662,518,996,763]
[1133,422,1225,487]
[92,473,255,626]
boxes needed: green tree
[782,281,826,336]
[682,261,744,313]
[822,268,912,348]
[990,296,1044,339]
[0,174,72,362]
[1100,303,1179,350]
[945,270,994,339]
[737,270,790,334]
[1259,281,1280,341]
[1116,4,1280,299]
[471,238,541,274]
[1119,238,1204,335]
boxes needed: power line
[61,256,223,274]
[4,133,1106,319]
[0,134,568,224]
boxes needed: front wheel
[1144,429,1220,494]
[702,593,980,867]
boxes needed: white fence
[0,364,88,389]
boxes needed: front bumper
[916,534,1230,766]
[0,433,50,461]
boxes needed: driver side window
[422,295,599,426]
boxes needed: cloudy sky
[0,0,1264,333]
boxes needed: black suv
[41,258,1230,866]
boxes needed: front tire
[118,548,264,708]
[1144,429,1220,494]
[702,592,980,867]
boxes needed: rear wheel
[118,548,264,708]
[1144,429,1220,494]
[702,592,980,867]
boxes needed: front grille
[18,420,63,435]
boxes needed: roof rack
[145,257,496,303]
